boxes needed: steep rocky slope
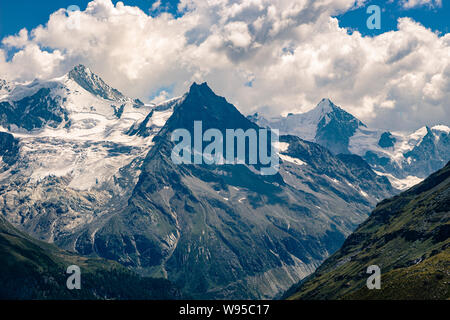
[0,215,183,299]
[0,69,395,299]
[287,162,450,300]
[81,83,393,299]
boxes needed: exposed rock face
[81,83,393,299]
[0,72,394,299]
[0,132,19,170]
[378,132,396,148]
[0,88,69,131]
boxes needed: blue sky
[0,0,448,40]
[337,0,449,36]
[0,0,448,131]
[0,0,179,39]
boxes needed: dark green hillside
[0,216,183,300]
[288,162,450,300]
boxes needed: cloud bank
[400,0,442,9]
[0,0,448,131]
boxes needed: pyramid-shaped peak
[68,64,100,83]
[161,81,256,133]
[69,64,93,76]
[68,64,126,101]
[316,98,338,113]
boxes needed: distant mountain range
[0,66,398,299]
[249,99,450,190]
[286,161,450,300]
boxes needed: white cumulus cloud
[400,0,442,9]
[0,0,448,131]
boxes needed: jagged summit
[68,64,95,83]
[68,64,127,102]
[70,64,92,73]
[283,99,340,121]
[187,81,216,99]
[248,98,366,153]
[315,98,336,114]
[307,98,362,125]
[161,81,256,135]
[0,78,13,97]
[305,99,366,154]
[189,81,209,89]
[184,82,221,107]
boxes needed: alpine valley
[286,161,450,300]
[0,65,447,299]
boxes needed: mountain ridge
[249,100,450,190]
[287,161,450,300]
[0,67,400,299]
[75,82,394,299]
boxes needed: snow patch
[374,170,423,190]
[280,154,306,166]
[432,125,450,134]
[275,142,290,152]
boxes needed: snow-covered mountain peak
[68,64,129,103]
[316,98,335,114]
[70,64,92,75]
[0,79,11,91]
[0,79,13,99]
[432,124,450,134]
[297,98,338,126]
[0,65,167,140]
[403,125,448,147]
[406,126,429,144]
[248,98,449,190]
[249,98,366,153]
[0,65,167,193]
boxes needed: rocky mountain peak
[0,78,12,95]
[316,98,336,114]
[68,64,126,102]
[168,82,254,131]
[189,81,212,93]
[70,64,92,74]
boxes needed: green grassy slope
[288,162,450,300]
[0,216,184,299]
